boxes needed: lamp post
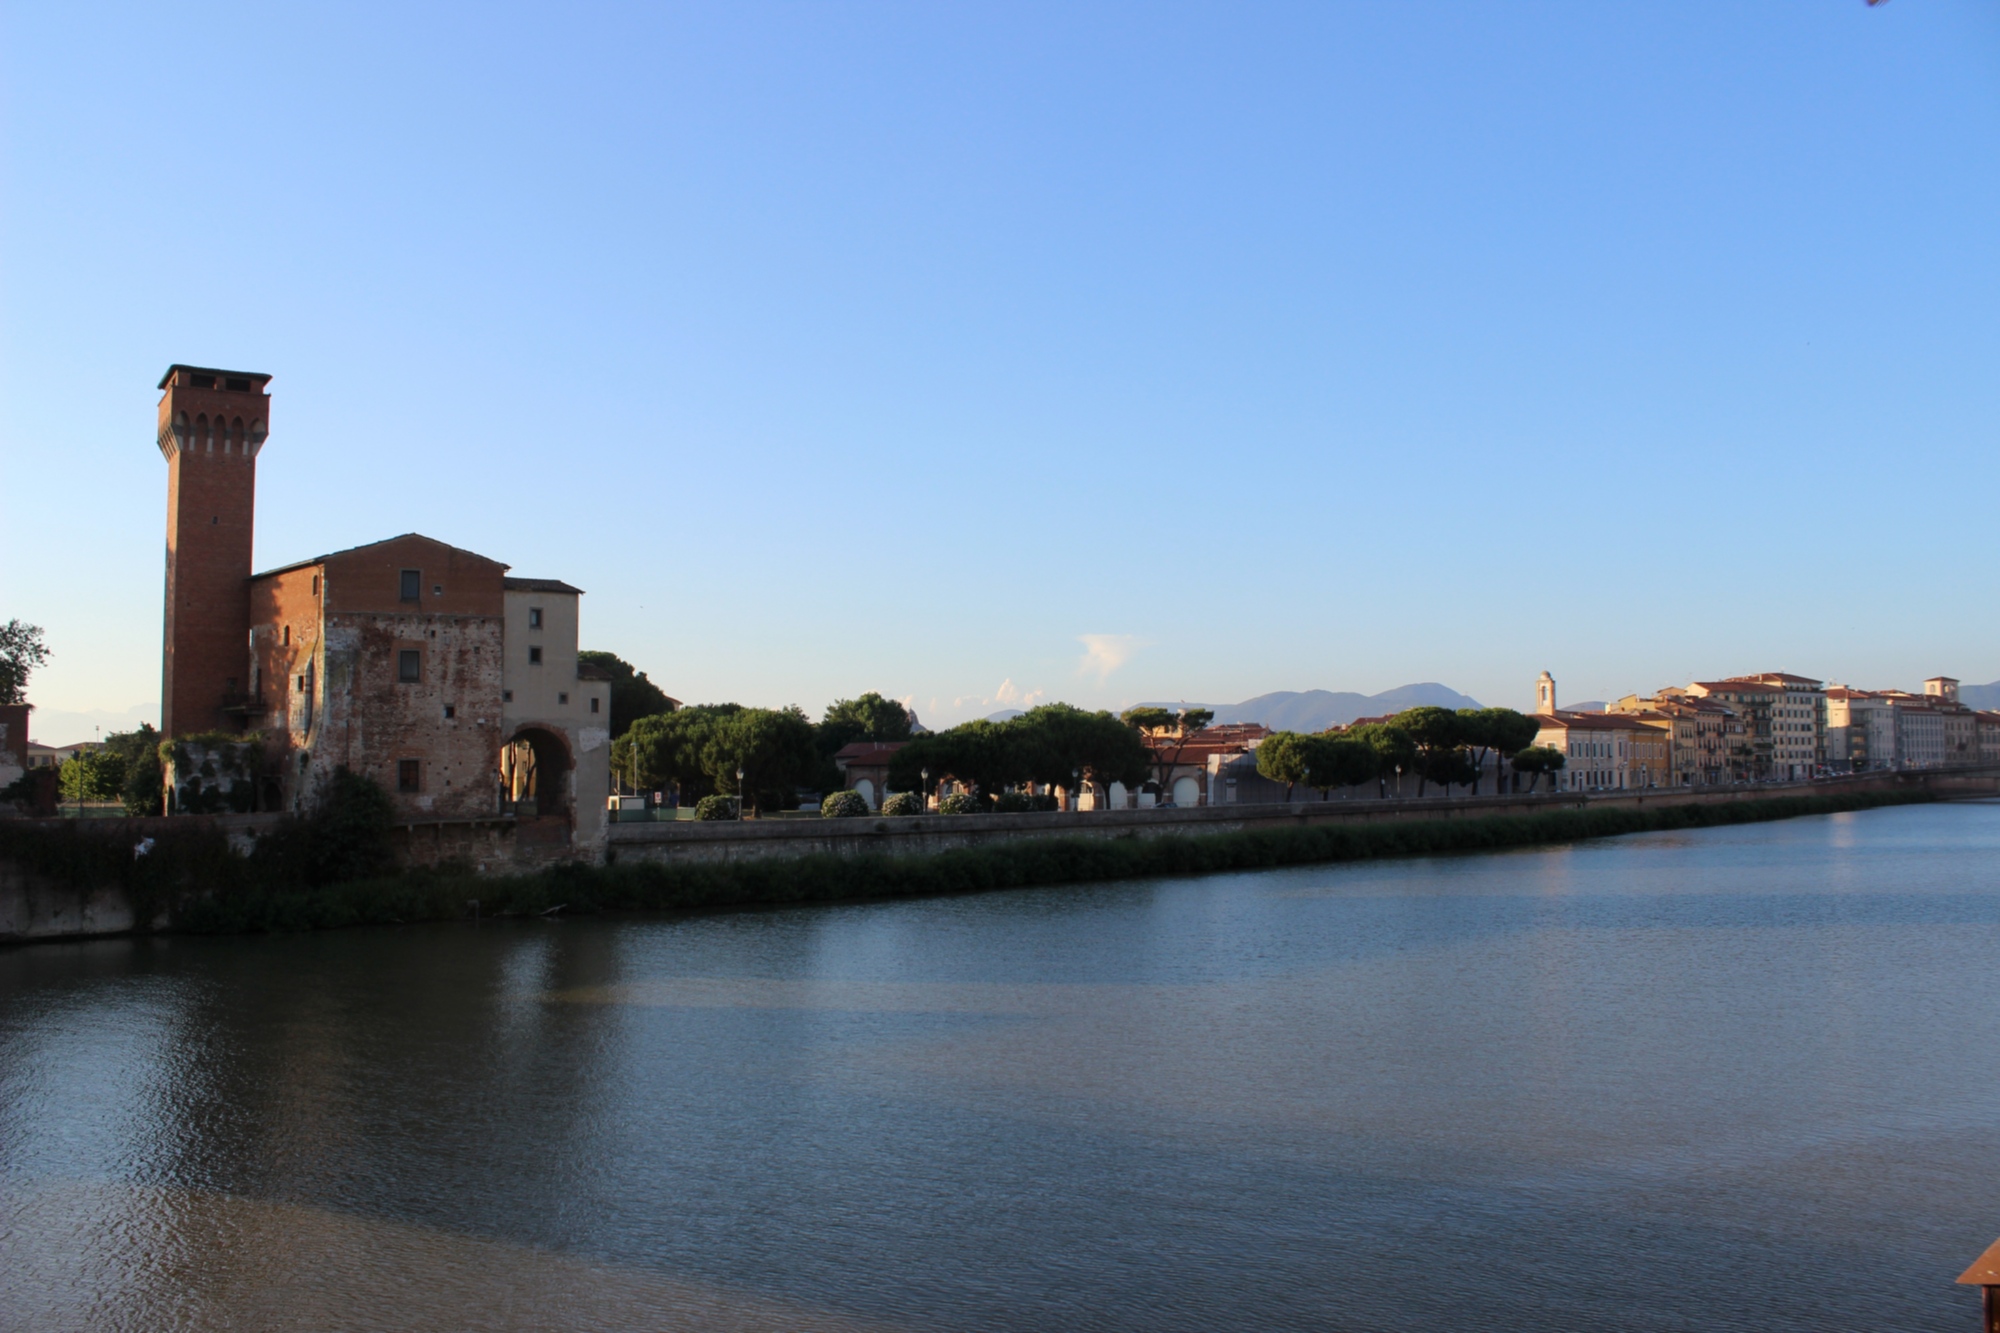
[1394,763,1402,799]
[1072,767,1082,812]
[921,767,929,812]
[736,766,746,819]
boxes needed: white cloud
[1077,634,1145,682]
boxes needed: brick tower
[158,365,271,736]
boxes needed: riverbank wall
[0,772,1975,944]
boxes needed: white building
[501,578,612,854]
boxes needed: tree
[59,747,127,802]
[1344,723,1417,798]
[0,620,49,705]
[1121,706,1216,799]
[886,703,1150,808]
[108,726,164,815]
[1388,707,1467,797]
[1456,708,1541,795]
[1305,735,1376,800]
[578,650,676,739]
[817,693,915,755]
[1512,745,1567,793]
[1255,732,1313,802]
[702,706,818,815]
[613,704,742,802]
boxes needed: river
[4,801,1999,1331]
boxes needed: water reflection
[4,803,1999,1330]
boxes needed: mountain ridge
[1138,684,1484,733]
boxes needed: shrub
[938,792,979,815]
[880,791,923,817]
[694,794,738,821]
[821,790,870,818]
[992,791,1035,814]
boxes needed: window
[399,569,421,602]
[282,625,290,646]
[311,574,320,595]
[398,649,421,683]
[528,607,543,629]
[433,584,443,597]
[558,692,568,705]
[444,705,456,720]
[397,759,421,792]
[225,376,252,392]
[590,697,600,714]
[191,373,216,389]
[503,689,514,703]
[529,646,543,665]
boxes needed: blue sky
[4,1,1998,740]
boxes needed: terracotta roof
[833,741,906,765]
[504,577,585,595]
[1535,711,1655,731]
[1959,1237,2000,1286]
[1732,672,1822,686]
[254,532,510,581]
[1691,680,1779,694]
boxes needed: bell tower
[1536,671,1558,715]
[158,365,271,736]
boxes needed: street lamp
[736,766,745,819]
[1072,767,1082,812]
[1394,763,1402,799]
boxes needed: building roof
[158,363,272,389]
[576,660,614,681]
[1732,672,1822,687]
[254,533,511,582]
[1690,680,1781,696]
[833,741,907,766]
[1535,711,1656,732]
[503,577,585,595]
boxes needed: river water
[4,802,2000,1331]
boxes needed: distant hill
[1139,683,1484,733]
[985,709,1026,722]
[1960,680,2000,710]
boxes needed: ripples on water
[4,802,2000,1331]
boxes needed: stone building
[157,365,609,856]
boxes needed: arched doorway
[501,726,573,818]
[1172,775,1201,807]
[854,777,876,809]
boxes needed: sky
[4,0,1999,741]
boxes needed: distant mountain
[1140,683,1483,733]
[1564,701,1607,714]
[985,709,1026,722]
[1960,681,2000,710]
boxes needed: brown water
[4,802,2000,1331]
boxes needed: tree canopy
[885,703,1150,802]
[578,650,676,739]
[1254,732,1313,800]
[0,620,49,706]
[817,692,916,755]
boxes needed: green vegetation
[821,789,870,818]
[887,703,1151,807]
[613,704,817,814]
[0,619,49,705]
[938,792,980,814]
[1511,745,1566,792]
[578,650,676,738]
[693,794,737,821]
[880,791,923,817]
[4,787,1920,938]
[164,732,263,814]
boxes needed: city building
[1687,679,1782,780]
[1825,688,1896,772]
[1530,710,1668,791]
[158,365,610,854]
[832,740,907,809]
[1730,673,1825,780]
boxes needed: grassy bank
[150,787,1933,935]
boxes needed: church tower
[1536,671,1557,715]
[158,365,271,736]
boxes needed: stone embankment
[1,770,1991,944]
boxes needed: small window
[444,705,456,720]
[225,376,252,392]
[397,759,421,792]
[191,373,215,389]
[296,675,305,690]
[282,625,290,646]
[503,689,514,703]
[399,569,421,602]
[529,646,543,665]
[398,649,421,683]
[590,697,600,714]
[311,574,320,595]
[433,584,443,597]
[558,692,568,705]
[528,607,543,629]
